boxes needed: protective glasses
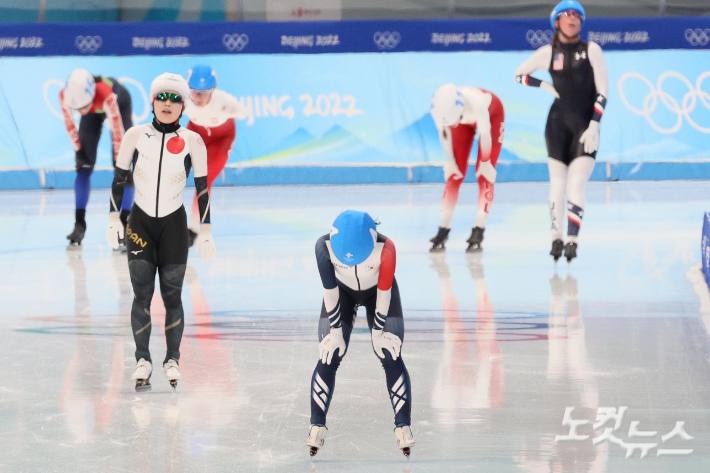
[155,92,183,103]
[190,89,213,99]
[560,10,583,20]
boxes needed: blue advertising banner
[0,17,709,57]
[0,49,709,175]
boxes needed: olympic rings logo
[617,71,710,134]
[373,31,401,50]
[43,77,150,124]
[223,34,249,52]
[526,30,553,48]
[685,29,710,47]
[75,35,102,54]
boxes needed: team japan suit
[185,90,248,229]
[436,87,505,230]
[515,40,608,242]
[110,118,210,365]
[310,233,412,427]
[60,77,134,217]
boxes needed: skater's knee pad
[159,264,186,309]
[129,260,156,307]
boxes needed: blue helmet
[550,0,585,29]
[330,210,377,266]
[186,65,217,90]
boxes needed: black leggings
[127,205,188,365]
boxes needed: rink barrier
[0,17,707,57]
[4,161,710,190]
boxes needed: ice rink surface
[0,181,709,472]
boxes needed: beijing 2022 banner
[0,49,708,169]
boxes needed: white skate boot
[163,359,181,390]
[395,425,415,457]
[305,424,328,457]
[132,358,152,392]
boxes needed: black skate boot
[564,242,577,263]
[429,227,450,252]
[66,222,86,247]
[188,229,198,248]
[465,226,485,252]
[550,239,564,262]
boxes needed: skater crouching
[306,210,415,457]
[106,73,217,391]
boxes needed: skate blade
[309,447,318,457]
[402,447,411,457]
[465,246,482,253]
[135,381,151,393]
[429,245,446,253]
[66,242,82,249]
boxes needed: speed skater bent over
[184,64,248,246]
[106,73,217,392]
[514,0,608,262]
[60,69,134,246]
[429,83,505,253]
[306,210,415,458]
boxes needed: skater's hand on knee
[195,224,216,261]
[319,326,346,364]
[475,160,497,184]
[371,329,402,360]
[579,121,600,154]
[105,212,124,249]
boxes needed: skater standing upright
[60,69,134,246]
[106,73,217,391]
[306,210,415,457]
[429,83,505,253]
[514,0,608,262]
[184,65,248,246]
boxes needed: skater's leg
[310,291,356,426]
[366,281,412,426]
[158,264,187,364]
[439,125,475,229]
[547,158,568,242]
[129,259,157,363]
[565,157,595,243]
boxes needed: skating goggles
[155,92,183,103]
[190,89,213,99]
[559,10,583,20]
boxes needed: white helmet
[64,69,96,109]
[150,72,189,100]
[431,83,465,127]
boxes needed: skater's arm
[316,236,341,328]
[189,132,211,225]
[109,127,139,212]
[102,93,126,161]
[514,45,559,98]
[374,239,396,330]
[59,89,81,152]
[473,92,493,161]
[588,42,608,122]
[223,91,249,120]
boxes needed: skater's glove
[195,224,216,261]
[475,159,497,184]
[443,158,464,182]
[579,121,600,154]
[371,329,402,360]
[319,326,346,364]
[105,212,124,249]
[540,81,560,100]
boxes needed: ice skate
[163,359,181,390]
[395,425,415,457]
[66,222,86,247]
[564,242,577,263]
[132,358,152,392]
[188,229,198,248]
[550,239,564,262]
[429,227,450,252]
[305,424,327,457]
[465,226,485,252]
